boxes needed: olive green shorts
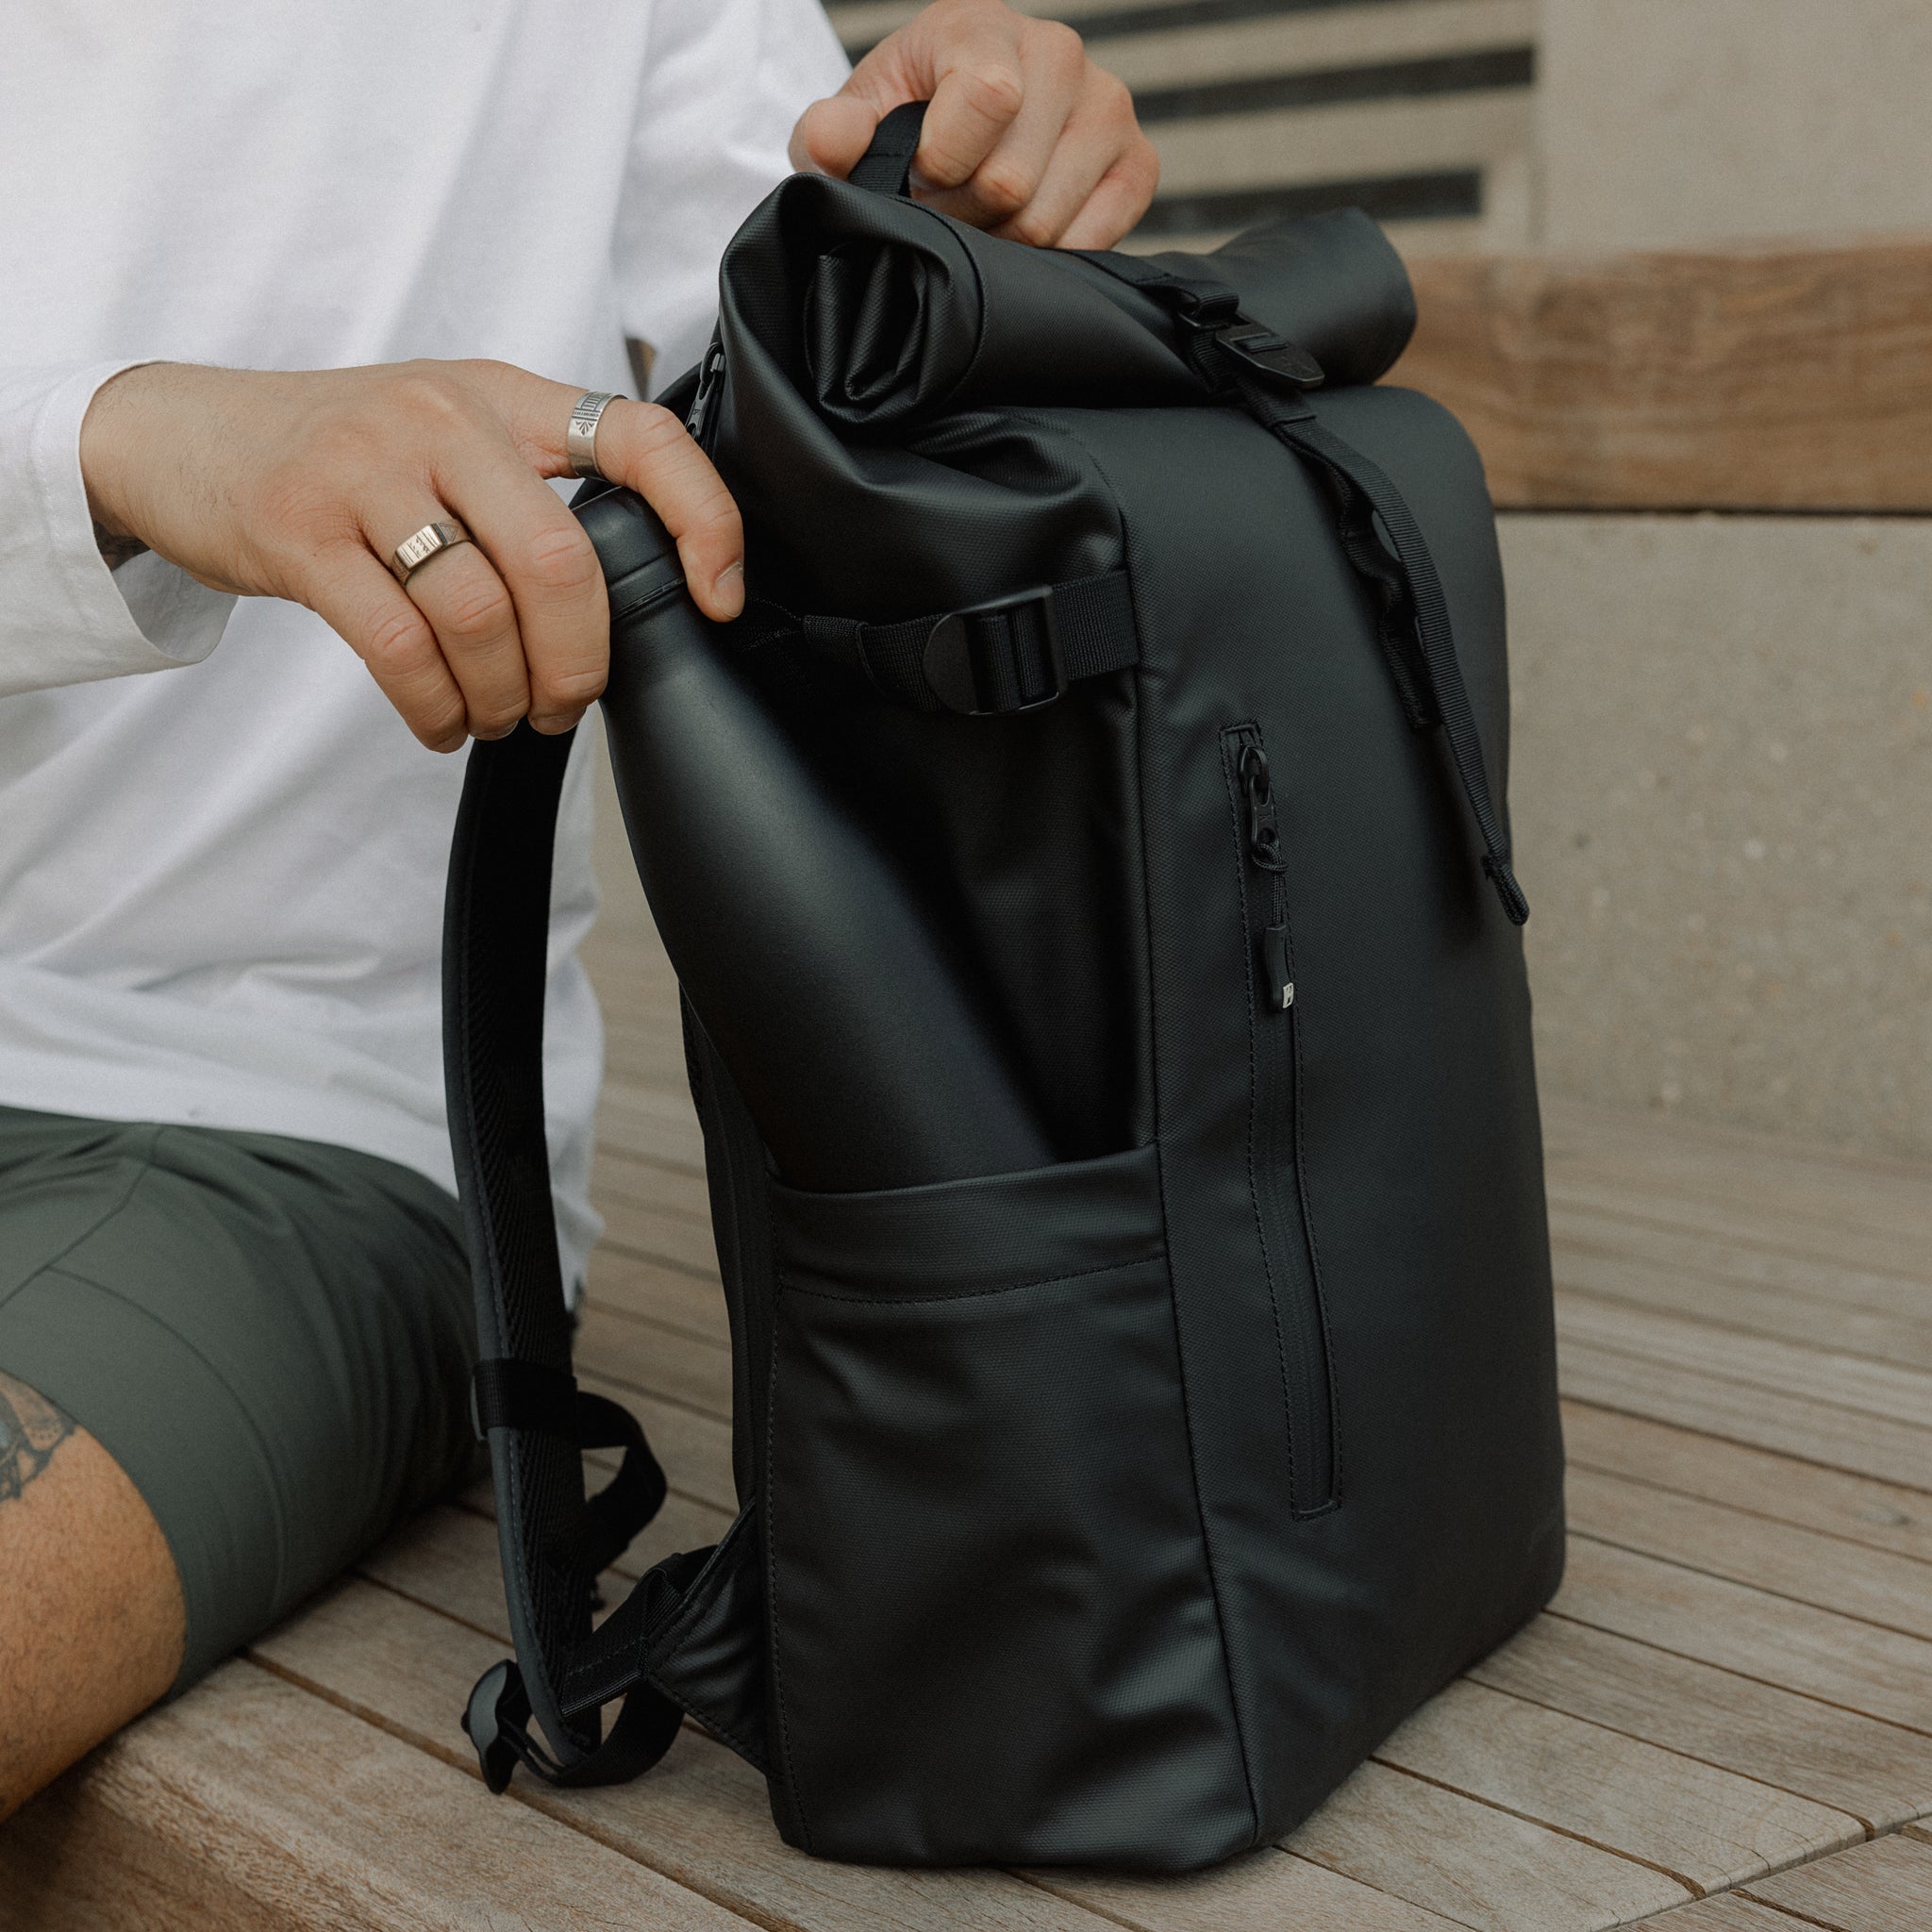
[0,1104,478,1690]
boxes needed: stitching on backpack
[774,1250,1159,1307]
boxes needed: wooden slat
[577,1302,736,1419]
[0,1662,751,1932]
[1282,1757,1691,1929]
[1566,1467,1932,1642]
[1550,1199,1932,1333]
[1557,1342,1932,1493]
[1373,1678,1860,1893]
[1556,1294,1932,1433]
[588,1246,731,1348]
[1043,1846,1470,1932]
[1739,1830,1932,1931]
[1468,1614,1932,1832]
[591,1148,714,1229]
[1392,240,1932,511]
[595,1076,706,1174]
[1541,1098,1932,1250]
[598,1192,724,1278]
[1619,1898,1807,1931]
[1551,1240,1932,1374]
[1560,1405,1932,1570]
[1552,1540,1932,1737]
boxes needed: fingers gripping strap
[444,724,681,1786]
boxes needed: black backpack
[443,106,1565,1873]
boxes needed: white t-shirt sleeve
[613,0,852,395]
[0,361,236,699]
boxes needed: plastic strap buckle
[1212,321,1324,390]
[923,586,1066,716]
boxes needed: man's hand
[79,359,745,752]
[791,0,1158,250]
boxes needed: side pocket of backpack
[758,1144,1251,1872]
[1221,722,1340,1517]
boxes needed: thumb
[789,90,892,180]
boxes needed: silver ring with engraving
[391,519,473,586]
[566,391,622,479]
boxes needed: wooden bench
[6,872,1931,1930]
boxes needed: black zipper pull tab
[685,336,725,448]
[1261,924,1295,1013]
[1241,743,1284,872]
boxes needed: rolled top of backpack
[733,175,1418,437]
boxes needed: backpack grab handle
[848,99,927,196]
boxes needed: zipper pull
[1241,743,1284,872]
[685,338,725,447]
[1261,924,1295,1012]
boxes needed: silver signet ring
[391,519,473,585]
[567,391,622,480]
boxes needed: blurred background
[824,0,1932,1163]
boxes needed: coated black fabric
[444,111,1564,1874]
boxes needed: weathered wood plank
[1566,1467,1932,1642]
[578,1302,736,1419]
[1284,1757,1691,1930]
[1560,1405,1932,1568]
[256,1580,1134,1932]
[1541,1098,1932,1250]
[1550,1199,1932,1330]
[1557,1342,1932,1493]
[1740,1830,1932,1931]
[1617,1899,1805,1931]
[1392,241,1932,512]
[1468,1614,1932,1832]
[1556,1294,1932,1433]
[1553,1540,1932,1736]
[595,1075,706,1174]
[1551,1242,1932,1374]
[588,1245,731,1348]
[591,1148,715,1228]
[597,1193,724,1278]
[1042,1847,1469,1932]
[1374,1678,1860,1893]
[0,1661,750,1932]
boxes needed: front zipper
[684,331,726,452]
[1222,723,1338,1515]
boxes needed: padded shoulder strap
[445,724,754,1792]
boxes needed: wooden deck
[7,880,1932,1930]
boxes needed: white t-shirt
[0,1,849,1288]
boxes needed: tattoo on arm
[93,519,149,573]
[0,1373,75,1505]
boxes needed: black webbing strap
[848,99,926,195]
[445,724,693,1793]
[1246,385,1528,924]
[746,570,1138,716]
[1070,245,1527,924]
